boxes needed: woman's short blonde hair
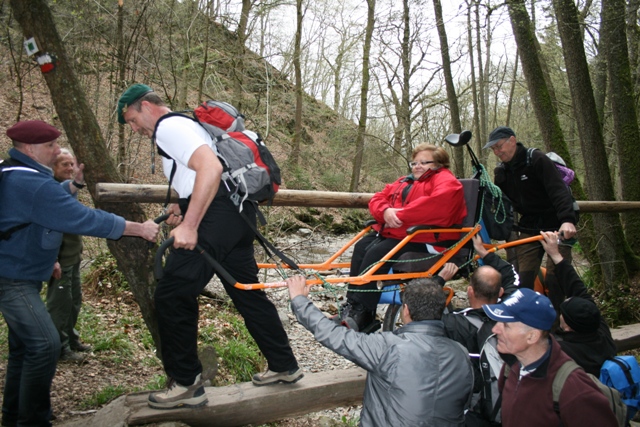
[412,143,450,169]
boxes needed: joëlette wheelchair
[154,130,545,331]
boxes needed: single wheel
[381,288,456,332]
[382,304,402,332]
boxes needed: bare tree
[350,0,375,192]
[290,0,304,166]
[553,0,635,286]
[602,0,640,254]
[433,0,464,177]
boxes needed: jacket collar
[394,319,446,336]
[9,148,54,175]
[503,143,527,169]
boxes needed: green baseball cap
[117,84,153,124]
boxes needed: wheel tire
[382,304,402,331]
[382,300,455,332]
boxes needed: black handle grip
[154,237,238,286]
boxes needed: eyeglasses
[491,139,509,152]
[409,160,434,168]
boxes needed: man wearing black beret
[0,120,159,427]
[485,126,578,309]
[539,231,617,376]
[118,84,302,409]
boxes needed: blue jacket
[0,148,125,281]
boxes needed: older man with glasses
[485,126,578,309]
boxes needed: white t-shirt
[156,116,216,199]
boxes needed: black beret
[560,297,600,333]
[117,83,154,124]
[6,120,61,145]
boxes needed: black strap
[609,357,637,395]
[238,206,299,270]
[0,159,35,240]
[164,161,177,208]
[0,223,30,241]
[401,181,413,205]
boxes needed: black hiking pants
[155,197,298,385]
[347,232,431,311]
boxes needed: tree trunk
[290,0,303,167]
[467,3,482,170]
[433,0,464,177]
[475,2,488,149]
[506,0,564,152]
[9,0,161,355]
[400,0,412,157]
[553,0,633,286]
[603,0,640,258]
[233,0,252,110]
[349,0,375,192]
[116,0,126,177]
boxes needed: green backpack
[552,360,628,427]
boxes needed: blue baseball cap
[482,288,556,331]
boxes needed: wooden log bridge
[96,183,640,212]
[125,368,366,426]
[78,326,640,426]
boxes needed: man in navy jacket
[0,120,158,427]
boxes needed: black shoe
[335,300,376,332]
[70,341,92,352]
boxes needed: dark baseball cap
[483,126,516,149]
[483,288,557,331]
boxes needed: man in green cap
[118,84,302,409]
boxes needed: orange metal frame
[234,225,483,290]
[232,225,546,291]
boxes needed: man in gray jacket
[287,276,474,427]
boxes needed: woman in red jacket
[336,143,467,331]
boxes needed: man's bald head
[469,266,502,304]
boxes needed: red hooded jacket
[368,167,467,245]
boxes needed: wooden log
[126,367,366,426]
[610,323,640,352]
[95,183,640,212]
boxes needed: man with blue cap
[485,126,578,308]
[483,288,617,427]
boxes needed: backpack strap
[238,204,300,270]
[608,357,637,396]
[552,359,581,427]
[0,160,38,240]
[526,147,538,167]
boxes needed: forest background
[1,0,640,393]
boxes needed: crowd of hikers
[2,86,639,427]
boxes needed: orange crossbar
[256,226,373,271]
[235,225,481,290]
[474,235,545,260]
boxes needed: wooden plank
[126,368,366,427]
[94,183,640,212]
[611,323,640,352]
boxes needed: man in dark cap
[483,288,617,427]
[484,126,578,308]
[539,231,617,376]
[0,120,159,427]
[118,84,302,409]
